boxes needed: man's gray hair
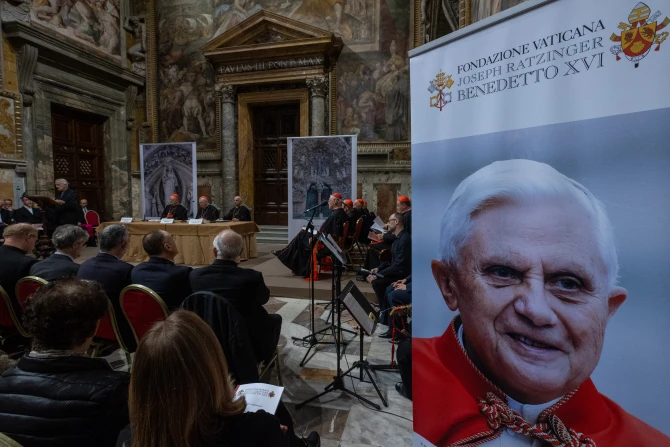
[52,224,89,250]
[99,224,128,252]
[439,159,619,288]
[55,178,68,185]
[213,229,243,260]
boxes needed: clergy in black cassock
[274,193,347,277]
[160,194,189,220]
[196,196,220,221]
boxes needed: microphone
[304,200,328,213]
[359,268,384,279]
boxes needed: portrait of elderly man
[414,159,670,446]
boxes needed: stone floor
[105,296,413,447]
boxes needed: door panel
[253,104,299,226]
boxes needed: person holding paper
[195,195,220,221]
[361,195,411,276]
[160,194,188,220]
[415,160,670,446]
[117,310,321,447]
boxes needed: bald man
[222,196,251,222]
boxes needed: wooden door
[51,105,106,216]
[252,104,299,225]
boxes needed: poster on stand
[140,143,197,218]
[409,0,670,445]
[287,136,357,239]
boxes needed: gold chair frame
[15,276,48,310]
[119,284,169,346]
[0,433,25,447]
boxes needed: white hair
[55,178,68,185]
[213,229,243,260]
[439,159,619,288]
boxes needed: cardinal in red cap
[196,195,220,221]
[273,192,348,278]
[160,193,189,220]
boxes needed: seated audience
[347,199,363,233]
[274,193,347,277]
[358,199,376,244]
[366,212,411,326]
[365,196,412,271]
[190,229,280,364]
[13,195,42,226]
[115,310,319,447]
[0,224,38,309]
[195,195,220,221]
[131,230,192,309]
[78,224,136,350]
[30,224,88,281]
[160,194,189,220]
[222,195,251,221]
[2,199,14,215]
[0,278,130,447]
[379,275,412,339]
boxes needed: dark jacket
[222,205,251,221]
[181,291,260,385]
[160,204,188,220]
[0,245,38,310]
[382,208,412,244]
[13,206,42,225]
[347,209,363,235]
[29,253,80,281]
[55,188,80,226]
[0,208,14,225]
[378,230,411,279]
[131,257,192,309]
[195,206,220,221]
[0,355,130,447]
[320,207,347,237]
[360,210,376,243]
[189,260,278,362]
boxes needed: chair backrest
[0,432,25,447]
[15,276,48,310]
[120,285,169,344]
[338,221,349,249]
[85,210,100,227]
[0,285,29,338]
[346,218,364,250]
[95,299,131,352]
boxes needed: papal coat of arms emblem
[610,2,669,67]
[428,71,454,111]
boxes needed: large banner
[287,136,357,239]
[140,143,197,218]
[409,0,670,445]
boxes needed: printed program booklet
[234,383,284,414]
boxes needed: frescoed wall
[30,0,121,57]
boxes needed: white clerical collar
[457,323,561,424]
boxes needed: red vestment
[414,317,670,447]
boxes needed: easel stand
[296,263,381,410]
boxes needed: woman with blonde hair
[117,310,292,447]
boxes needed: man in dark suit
[131,230,192,309]
[195,196,220,221]
[190,229,280,364]
[54,179,80,226]
[160,194,189,220]
[13,196,42,226]
[367,212,411,326]
[221,196,251,222]
[0,224,38,310]
[363,195,412,274]
[77,224,136,351]
[78,199,89,224]
[30,225,89,281]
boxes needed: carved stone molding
[306,76,329,98]
[17,44,38,107]
[215,83,236,103]
[125,85,138,130]
[0,0,30,23]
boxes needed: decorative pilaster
[216,83,237,208]
[307,76,328,136]
[17,44,38,107]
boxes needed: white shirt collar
[457,323,561,424]
[24,205,33,214]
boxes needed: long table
[97,221,260,265]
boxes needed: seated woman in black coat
[117,310,320,447]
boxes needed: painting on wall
[156,1,218,152]
[336,0,411,142]
[211,0,380,51]
[30,0,121,57]
[0,94,17,155]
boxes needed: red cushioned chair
[15,276,48,311]
[120,284,169,344]
[91,299,131,358]
[85,210,101,227]
[0,285,29,340]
